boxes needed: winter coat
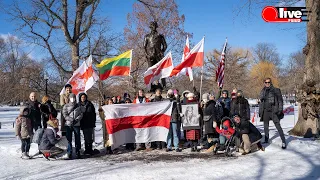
[15,107,33,139]
[234,120,262,143]
[60,93,69,106]
[78,93,96,130]
[38,125,59,151]
[215,119,235,139]
[62,102,83,127]
[203,100,218,135]
[218,97,231,117]
[26,100,42,128]
[230,97,250,121]
[259,85,283,122]
[168,96,181,123]
[133,96,150,103]
[151,95,164,102]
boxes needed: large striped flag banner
[170,37,204,77]
[102,101,173,150]
[60,55,99,95]
[283,105,294,115]
[96,50,132,80]
[144,52,173,89]
[215,39,227,88]
[177,35,193,81]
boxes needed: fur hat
[187,93,195,98]
[47,119,59,129]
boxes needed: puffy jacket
[15,107,33,139]
[203,100,217,135]
[62,102,83,127]
[78,93,96,130]
[38,127,59,151]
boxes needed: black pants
[83,128,94,152]
[21,138,31,153]
[263,111,286,143]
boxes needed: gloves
[277,111,283,115]
[179,113,184,117]
[197,114,201,119]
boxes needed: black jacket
[26,100,42,128]
[259,85,283,121]
[235,120,262,143]
[203,100,218,135]
[230,97,250,120]
[79,93,96,130]
[40,101,57,122]
[168,96,181,122]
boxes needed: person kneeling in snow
[233,114,264,155]
[15,106,33,159]
[39,119,64,159]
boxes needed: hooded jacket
[78,93,96,130]
[39,120,59,151]
[62,94,83,127]
[15,106,33,139]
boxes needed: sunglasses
[264,81,271,84]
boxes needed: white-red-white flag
[283,105,294,115]
[60,55,99,95]
[215,39,227,88]
[103,101,173,150]
[177,36,193,81]
[170,37,204,77]
[144,52,173,89]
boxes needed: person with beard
[218,90,232,118]
[26,92,42,131]
[259,78,286,149]
[230,90,250,121]
[79,93,97,155]
[202,93,219,152]
[151,89,166,150]
[166,89,182,152]
[40,95,57,129]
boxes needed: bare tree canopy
[252,42,281,66]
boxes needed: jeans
[21,138,31,153]
[167,122,179,149]
[83,128,94,152]
[263,111,286,143]
[219,135,227,145]
[66,126,81,154]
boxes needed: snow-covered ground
[0,105,319,180]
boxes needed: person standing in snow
[218,90,232,118]
[79,93,97,155]
[63,93,83,159]
[259,78,286,149]
[15,106,33,159]
[230,90,250,121]
[151,89,166,150]
[60,84,73,136]
[26,92,42,131]
[40,95,57,129]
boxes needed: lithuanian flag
[96,50,132,80]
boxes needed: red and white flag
[102,101,173,150]
[177,36,193,81]
[60,55,99,95]
[144,52,173,89]
[215,39,227,88]
[170,37,204,77]
[283,105,294,115]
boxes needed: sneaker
[282,143,287,149]
[166,148,172,152]
[67,153,72,159]
[175,148,182,152]
[191,147,196,152]
[241,150,251,155]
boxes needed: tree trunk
[290,0,320,137]
[71,43,80,72]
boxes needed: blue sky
[0,0,306,65]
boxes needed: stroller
[213,117,236,156]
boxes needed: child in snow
[15,106,33,159]
[215,117,235,151]
[39,119,64,159]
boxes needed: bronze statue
[144,21,167,88]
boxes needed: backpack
[32,128,44,144]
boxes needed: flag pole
[199,36,205,99]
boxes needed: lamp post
[44,74,48,95]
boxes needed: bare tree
[252,42,281,66]
[4,0,101,74]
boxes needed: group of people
[15,84,97,160]
[15,77,286,160]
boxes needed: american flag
[215,39,227,88]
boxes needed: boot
[21,152,29,159]
[76,151,81,159]
[281,142,287,149]
[67,153,73,159]
[263,137,269,144]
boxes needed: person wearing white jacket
[62,93,83,159]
